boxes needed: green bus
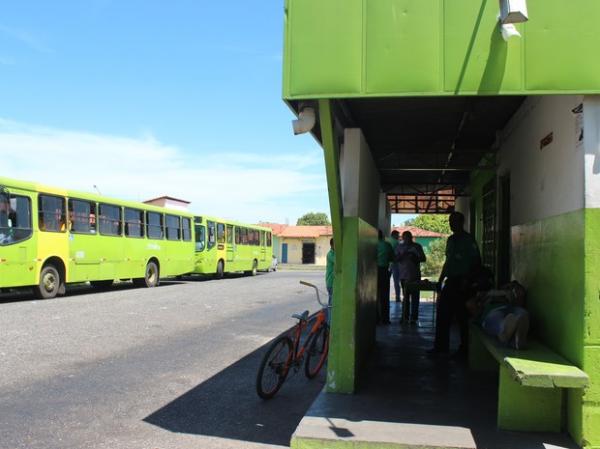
[193,215,273,277]
[0,176,195,299]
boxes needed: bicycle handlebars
[299,281,329,308]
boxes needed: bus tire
[134,261,160,288]
[34,265,61,299]
[216,260,224,279]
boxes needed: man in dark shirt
[429,212,481,356]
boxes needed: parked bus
[193,216,273,277]
[0,177,195,299]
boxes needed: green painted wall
[283,0,600,99]
[580,208,600,448]
[327,217,377,393]
[510,209,592,446]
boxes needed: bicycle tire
[304,324,329,379]
[256,335,293,399]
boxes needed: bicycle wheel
[304,325,329,379]
[256,335,293,399]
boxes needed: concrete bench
[469,324,589,432]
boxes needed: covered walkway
[292,302,578,449]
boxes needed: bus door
[0,187,35,288]
[226,224,234,263]
[260,231,267,262]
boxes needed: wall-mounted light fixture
[499,0,528,24]
[292,107,316,135]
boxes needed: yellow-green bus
[193,216,273,277]
[0,176,195,299]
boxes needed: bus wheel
[135,261,159,288]
[34,265,61,299]
[216,260,224,279]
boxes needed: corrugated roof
[392,226,447,238]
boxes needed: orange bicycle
[256,281,330,399]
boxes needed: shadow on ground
[298,301,578,449]
[144,335,326,447]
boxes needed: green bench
[469,324,589,432]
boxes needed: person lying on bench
[467,281,530,350]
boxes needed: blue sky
[0,1,414,225]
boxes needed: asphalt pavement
[0,270,327,449]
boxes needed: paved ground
[0,271,327,449]
[292,301,579,449]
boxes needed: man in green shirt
[326,238,335,306]
[430,212,481,356]
[377,230,394,324]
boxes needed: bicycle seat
[292,310,309,322]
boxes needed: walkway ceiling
[309,96,526,214]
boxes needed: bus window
[124,208,144,238]
[217,223,225,244]
[241,227,248,245]
[267,232,272,247]
[166,215,181,241]
[260,231,265,246]
[207,221,216,249]
[182,217,192,241]
[69,199,96,234]
[39,194,66,233]
[99,204,122,236]
[147,212,164,239]
[235,226,240,244]
[195,224,205,251]
[226,224,233,244]
[0,193,32,245]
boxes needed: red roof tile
[392,226,447,238]
[258,223,332,238]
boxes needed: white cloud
[0,25,53,55]
[0,119,328,224]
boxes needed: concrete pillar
[327,128,381,393]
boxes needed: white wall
[498,95,584,225]
[341,128,382,228]
[584,96,600,208]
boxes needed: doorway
[302,243,315,264]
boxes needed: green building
[282,1,600,448]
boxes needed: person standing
[377,230,394,324]
[389,230,401,302]
[326,238,335,306]
[396,231,426,323]
[429,212,481,356]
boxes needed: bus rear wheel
[34,265,61,299]
[216,260,224,279]
[134,261,159,288]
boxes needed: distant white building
[143,196,190,211]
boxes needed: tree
[297,212,331,226]
[403,214,450,235]
[422,238,446,278]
